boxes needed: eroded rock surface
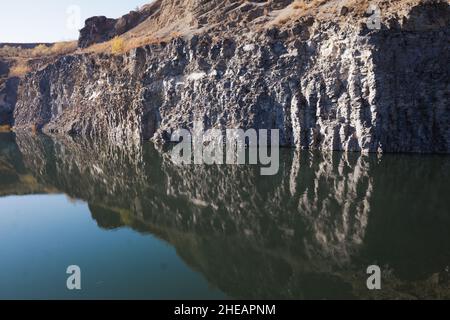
[78,3,162,48]
[1,132,450,299]
[0,59,19,126]
[10,0,450,153]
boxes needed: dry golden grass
[289,0,420,19]
[291,0,332,12]
[8,61,31,77]
[1,41,78,77]
[86,31,184,55]
[31,44,50,57]
[46,41,78,56]
[277,17,290,25]
[293,0,308,10]
[111,36,126,54]
[122,31,183,51]
[31,124,39,135]
[0,41,77,59]
[273,0,369,27]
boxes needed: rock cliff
[0,59,19,126]
[6,0,450,153]
[78,3,161,48]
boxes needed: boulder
[78,16,117,48]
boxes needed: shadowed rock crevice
[0,59,19,126]
[0,77,19,126]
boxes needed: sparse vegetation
[1,29,185,77]
[276,17,290,25]
[0,125,12,133]
[31,124,39,135]
[111,36,125,54]
[0,41,77,59]
[2,0,419,78]
[293,0,308,10]
[8,60,31,77]
[47,41,78,56]
[0,41,78,77]
[31,44,51,56]
[87,32,185,55]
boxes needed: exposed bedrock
[78,3,162,48]
[12,2,450,153]
[0,59,19,126]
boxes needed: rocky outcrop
[78,16,117,48]
[0,59,8,76]
[11,1,450,153]
[78,2,162,48]
[0,77,19,126]
[14,54,147,142]
[0,59,19,126]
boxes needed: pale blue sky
[0,0,151,43]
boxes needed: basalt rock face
[0,59,19,126]
[14,53,150,142]
[78,16,117,48]
[78,3,162,48]
[0,77,19,126]
[12,1,450,153]
[0,59,8,76]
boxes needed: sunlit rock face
[78,3,161,48]
[11,2,450,153]
[1,133,450,299]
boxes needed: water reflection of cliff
[1,132,449,299]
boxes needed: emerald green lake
[0,132,449,299]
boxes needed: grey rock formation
[11,1,450,153]
[0,78,19,126]
[0,59,19,126]
[78,16,117,48]
[78,3,161,48]
[0,59,9,76]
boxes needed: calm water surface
[0,132,449,299]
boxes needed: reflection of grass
[0,125,12,132]
[91,203,134,226]
[0,172,50,196]
[19,174,39,188]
